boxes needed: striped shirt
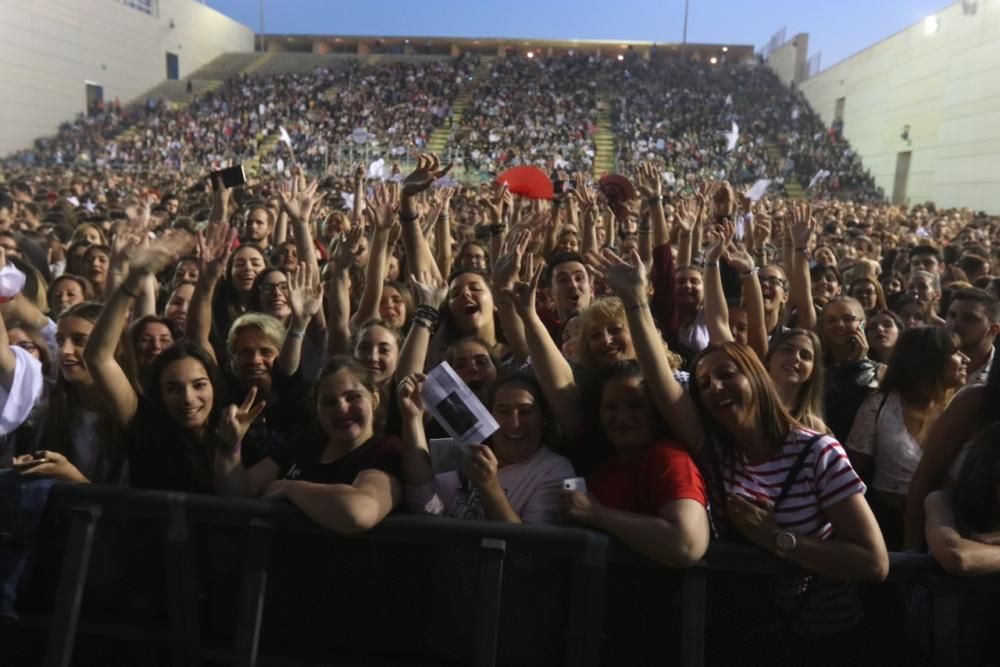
[721,429,866,540]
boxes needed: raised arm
[85,230,194,429]
[186,223,237,362]
[701,226,735,345]
[590,249,704,451]
[490,230,532,363]
[275,262,322,376]
[350,189,396,329]
[395,272,445,379]
[399,153,451,284]
[500,267,583,436]
[323,227,364,357]
[396,372,433,489]
[214,386,276,497]
[787,203,818,329]
[723,240,769,362]
[432,187,455,279]
[636,162,669,248]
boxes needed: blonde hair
[226,312,286,358]
[576,297,683,370]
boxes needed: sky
[204,0,951,72]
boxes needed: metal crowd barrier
[2,483,995,667]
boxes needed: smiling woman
[399,370,575,524]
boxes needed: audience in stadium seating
[1,50,999,661]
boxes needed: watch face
[776,532,796,552]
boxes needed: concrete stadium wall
[0,0,254,155]
[798,1,1000,212]
[767,33,809,86]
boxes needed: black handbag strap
[774,433,825,510]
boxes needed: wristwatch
[775,530,798,557]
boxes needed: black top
[227,367,315,467]
[127,398,219,494]
[270,434,403,486]
[824,358,882,442]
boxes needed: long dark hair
[486,370,558,447]
[37,302,126,483]
[951,423,1000,535]
[142,341,229,433]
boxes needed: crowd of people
[0,49,997,663]
[447,55,605,175]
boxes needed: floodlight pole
[259,0,265,52]
[682,0,689,45]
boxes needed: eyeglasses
[259,282,289,294]
[758,276,787,288]
[822,315,862,327]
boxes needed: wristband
[627,301,650,313]
[414,304,441,326]
[740,267,759,278]
[287,329,306,339]
[120,284,138,299]
[398,211,419,223]
[646,196,662,205]
[705,261,720,268]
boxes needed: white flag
[367,158,386,180]
[723,122,740,152]
[808,169,831,189]
[745,179,771,202]
[278,126,292,146]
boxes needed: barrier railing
[2,483,995,667]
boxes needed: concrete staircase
[428,58,492,158]
[765,143,805,198]
[593,93,616,176]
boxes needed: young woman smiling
[215,356,403,533]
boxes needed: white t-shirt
[0,345,44,436]
[406,446,576,524]
[845,391,920,495]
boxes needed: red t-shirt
[589,441,707,516]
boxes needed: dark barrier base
[0,484,997,667]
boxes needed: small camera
[562,477,587,492]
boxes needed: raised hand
[499,263,543,317]
[409,270,447,309]
[589,248,647,305]
[479,182,509,224]
[704,225,726,264]
[218,386,267,454]
[331,225,365,269]
[789,202,816,250]
[130,229,195,277]
[396,372,427,421]
[402,153,452,199]
[712,180,736,219]
[197,222,238,283]
[279,178,321,223]
[723,239,756,276]
[751,213,772,248]
[635,161,662,201]
[675,199,698,234]
[287,261,323,323]
[491,228,530,292]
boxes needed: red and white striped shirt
[721,429,866,540]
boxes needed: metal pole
[682,0,690,47]
[258,0,265,52]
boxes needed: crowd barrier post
[232,518,273,667]
[165,494,200,667]
[42,504,101,667]
[474,538,507,667]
